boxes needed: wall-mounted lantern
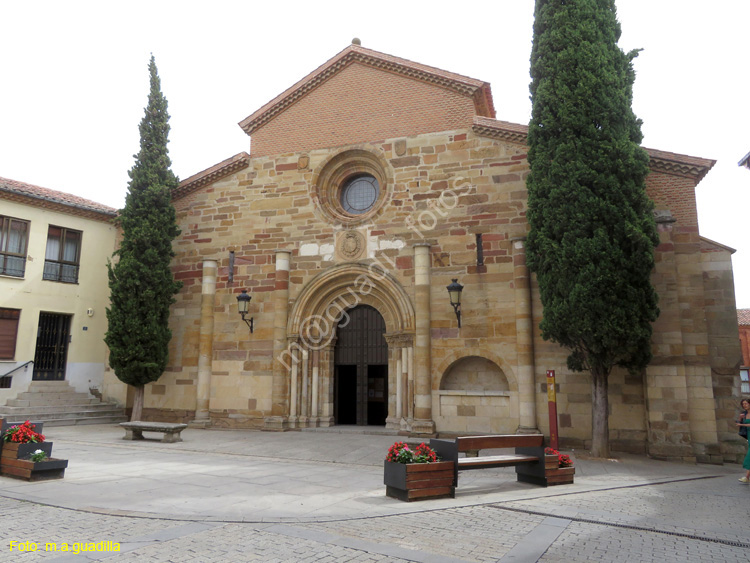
[237,289,254,334]
[446,278,463,328]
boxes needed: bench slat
[456,434,543,451]
[457,455,538,469]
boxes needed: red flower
[385,441,440,464]
[2,421,45,444]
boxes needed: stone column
[319,340,336,427]
[412,244,435,435]
[300,347,310,426]
[288,336,300,429]
[265,250,291,431]
[193,260,217,426]
[407,344,414,429]
[512,238,538,433]
[384,338,400,431]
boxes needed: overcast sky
[2,1,749,305]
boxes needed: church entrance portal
[334,305,388,426]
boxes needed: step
[0,403,123,415]
[6,397,100,408]
[14,392,96,402]
[40,415,129,427]
[0,409,127,423]
[1,410,128,425]
[26,382,78,392]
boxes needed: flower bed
[0,420,67,481]
[384,442,454,501]
[543,448,575,485]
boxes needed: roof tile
[0,176,117,216]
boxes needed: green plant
[526,0,659,458]
[386,441,439,464]
[105,55,182,422]
[29,449,48,463]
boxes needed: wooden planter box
[544,454,575,485]
[1,457,68,481]
[1,441,67,481]
[384,460,454,501]
[0,420,45,457]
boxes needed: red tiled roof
[239,43,495,136]
[0,176,117,217]
[738,309,750,326]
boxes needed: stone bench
[430,434,547,495]
[120,421,187,443]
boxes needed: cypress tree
[526,0,659,457]
[105,56,182,421]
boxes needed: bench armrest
[430,438,459,486]
[514,445,546,484]
[429,438,458,463]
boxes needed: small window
[340,175,380,215]
[0,216,29,278]
[0,308,20,360]
[43,226,82,283]
[741,368,750,394]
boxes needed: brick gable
[249,62,478,158]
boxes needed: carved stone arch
[435,348,518,393]
[288,263,415,341]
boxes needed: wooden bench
[430,434,548,495]
[120,421,188,443]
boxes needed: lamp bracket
[240,313,254,333]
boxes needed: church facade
[142,44,743,463]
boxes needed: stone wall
[701,239,745,462]
[144,124,741,459]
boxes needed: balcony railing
[0,255,26,277]
[43,260,79,283]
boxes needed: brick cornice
[472,116,528,145]
[647,150,715,183]
[173,152,251,200]
[700,235,736,255]
[239,45,495,136]
[471,117,715,182]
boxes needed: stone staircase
[0,381,127,427]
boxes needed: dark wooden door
[33,313,71,381]
[334,305,388,425]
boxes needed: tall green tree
[526,0,659,457]
[106,56,182,421]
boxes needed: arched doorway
[334,305,388,425]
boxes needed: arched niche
[440,355,509,392]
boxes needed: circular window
[340,175,379,215]
[311,149,391,226]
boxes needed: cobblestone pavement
[1,426,748,562]
[2,475,749,562]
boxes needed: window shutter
[0,309,20,360]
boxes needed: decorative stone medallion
[336,230,366,261]
[394,139,407,156]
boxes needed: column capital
[384,332,414,347]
